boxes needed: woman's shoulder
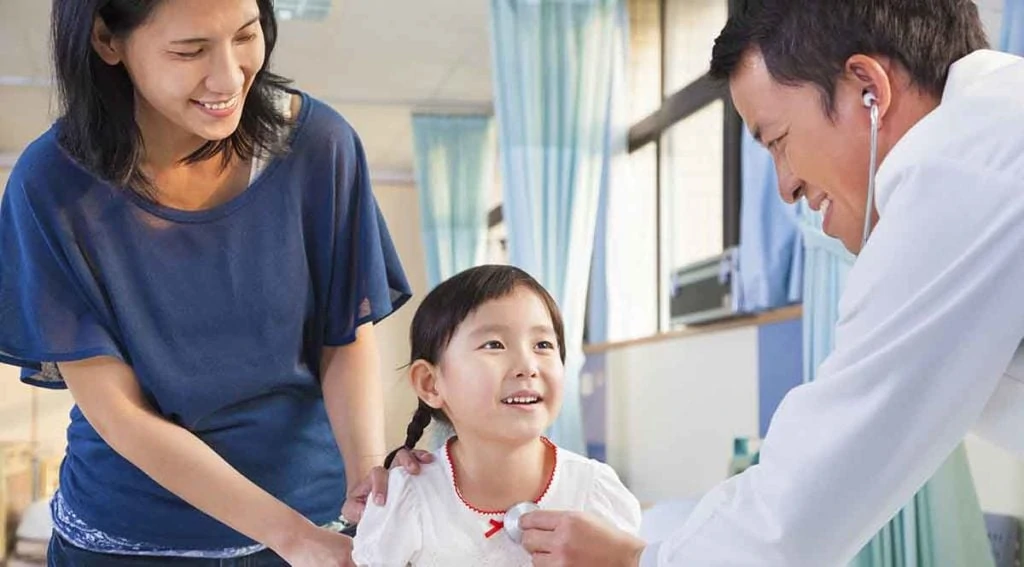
[287,89,366,154]
[5,124,103,213]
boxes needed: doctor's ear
[844,54,893,117]
[409,359,444,409]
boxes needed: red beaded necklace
[445,436,557,538]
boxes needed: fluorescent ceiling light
[274,0,332,21]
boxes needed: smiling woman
[51,0,290,201]
[0,0,421,565]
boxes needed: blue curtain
[411,115,496,289]
[799,207,994,567]
[490,0,626,454]
[735,131,803,314]
[1003,0,1024,55]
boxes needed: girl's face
[93,0,266,151]
[430,288,564,445]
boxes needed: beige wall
[369,183,427,451]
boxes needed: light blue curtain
[799,207,994,567]
[490,0,626,454]
[411,115,496,289]
[734,131,803,314]
[1003,0,1024,55]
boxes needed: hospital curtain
[411,114,495,289]
[734,131,803,314]
[800,208,994,567]
[489,0,627,454]
[1003,0,1024,55]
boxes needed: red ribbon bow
[485,519,504,539]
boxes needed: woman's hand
[277,526,357,567]
[341,448,434,522]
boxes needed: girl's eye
[768,133,788,151]
[236,33,258,43]
[481,340,504,350]
[536,341,556,350]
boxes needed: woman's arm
[59,357,351,566]
[321,324,387,493]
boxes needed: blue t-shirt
[0,92,412,553]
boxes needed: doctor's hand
[520,510,646,567]
[341,448,434,523]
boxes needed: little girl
[351,265,641,566]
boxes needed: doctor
[515,0,1024,565]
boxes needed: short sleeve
[584,461,643,535]
[351,469,423,567]
[0,178,124,388]
[324,129,412,345]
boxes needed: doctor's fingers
[529,553,565,567]
[521,529,560,554]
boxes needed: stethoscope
[503,501,540,544]
[861,90,880,249]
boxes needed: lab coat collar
[873,49,1022,215]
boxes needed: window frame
[630,0,743,331]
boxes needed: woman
[0,0,424,564]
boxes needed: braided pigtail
[383,399,435,469]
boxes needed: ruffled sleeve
[584,461,643,535]
[0,175,125,388]
[351,469,423,566]
[323,129,412,345]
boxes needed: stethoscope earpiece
[861,90,881,248]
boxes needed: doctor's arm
[523,161,1024,566]
[640,162,1024,566]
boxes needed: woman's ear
[91,16,123,66]
[410,360,444,410]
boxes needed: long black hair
[383,265,566,468]
[50,0,292,197]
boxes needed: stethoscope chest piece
[503,501,540,544]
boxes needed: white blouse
[352,439,642,567]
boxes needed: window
[628,0,742,332]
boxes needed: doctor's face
[730,49,876,253]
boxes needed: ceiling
[0,0,495,181]
[0,0,1007,178]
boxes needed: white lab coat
[642,49,1024,566]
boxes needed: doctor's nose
[776,161,805,205]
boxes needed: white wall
[605,326,760,504]
[966,434,1024,518]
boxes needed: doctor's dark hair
[383,265,566,469]
[50,0,292,197]
[709,0,989,115]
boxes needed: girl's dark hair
[709,0,989,116]
[383,265,565,468]
[50,0,292,197]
